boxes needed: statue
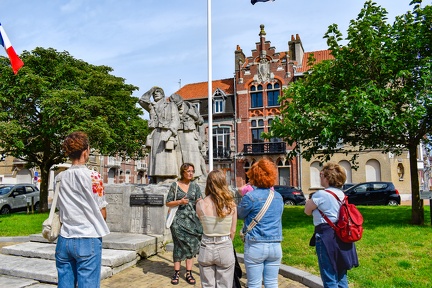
[170,94,207,180]
[139,87,180,183]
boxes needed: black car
[273,185,306,206]
[344,181,401,206]
[342,183,356,191]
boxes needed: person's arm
[304,198,317,215]
[165,183,188,208]
[230,206,237,240]
[100,207,107,221]
[237,195,252,219]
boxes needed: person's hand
[179,196,189,205]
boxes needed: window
[267,118,281,142]
[267,83,280,106]
[251,119,264,143]
[250,85,263,108]
[277,159,291,185]
[214,98,225,113]
[213,127,231,158]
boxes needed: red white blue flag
[251,0,274,5]
[0,23,24,74]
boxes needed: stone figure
[139,87,180,183]
[170,94,207,180]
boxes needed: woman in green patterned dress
[166,163,203,285]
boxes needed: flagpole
[207,0,213,172]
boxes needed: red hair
[246,158,277,188]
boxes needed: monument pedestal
[104,184,173,243]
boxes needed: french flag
[0,23,24,74]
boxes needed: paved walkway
[101,250,308,288]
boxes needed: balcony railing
[213,148,231,159]
[243,142,286,155]
[107,157,121,168]
[136,160,147,171]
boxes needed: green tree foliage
[0,47,149,212]
[270,1,431,224]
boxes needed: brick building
[176,24,334,188]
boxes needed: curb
[165,243,323,288]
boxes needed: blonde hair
[205,170,235,217]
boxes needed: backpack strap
[317,189,343,230]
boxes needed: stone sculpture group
[139,86,207,184]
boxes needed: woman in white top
[55,131,110,288]
[196,170,237,288]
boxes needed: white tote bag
[165,182,178,229]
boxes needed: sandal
[171,270,180,285]
[185,270,196,285]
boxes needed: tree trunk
[409,144,424,225]
[39,164,51,213]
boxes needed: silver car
[0,184,40,214]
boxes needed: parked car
[344,182,400,206]
[0,184,40,214]
[273,185,306,206]
[342,183,356,191]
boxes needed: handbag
[42,175,62,242]
[240,189,274,242]
[165,182,179,228]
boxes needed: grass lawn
[1,206,431,287]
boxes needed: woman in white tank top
[196,170,237,288]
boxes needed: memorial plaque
[130,194,164,206]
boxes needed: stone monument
[104,87,209,241]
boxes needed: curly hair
[205,170,235,217]
[62,131,89,160]
[321,162,346,188]
[246,158,277,188]
[179,163,194,180]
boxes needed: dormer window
[213,88,227,113]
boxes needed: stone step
[0,232,165,286]
[0,274,56,288]
[2,241,138,269]
[0,254,112,284]
[29,232,164,256]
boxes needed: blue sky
[0,0,422,99]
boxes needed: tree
[0,47,149,212]
[270,1,431,224]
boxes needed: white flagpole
[207,0,213,171]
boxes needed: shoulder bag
[240,189,274,242]
[165,182,179,228]
[42,175,62,242]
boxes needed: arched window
[310,162,321,188]
[277,159,290,185]
[339,160,352,183]
[397,163,404,180]
[365,159,381,181]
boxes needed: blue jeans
[55,236,103,288]
[316,234,348,288]
[244,241,282,288]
